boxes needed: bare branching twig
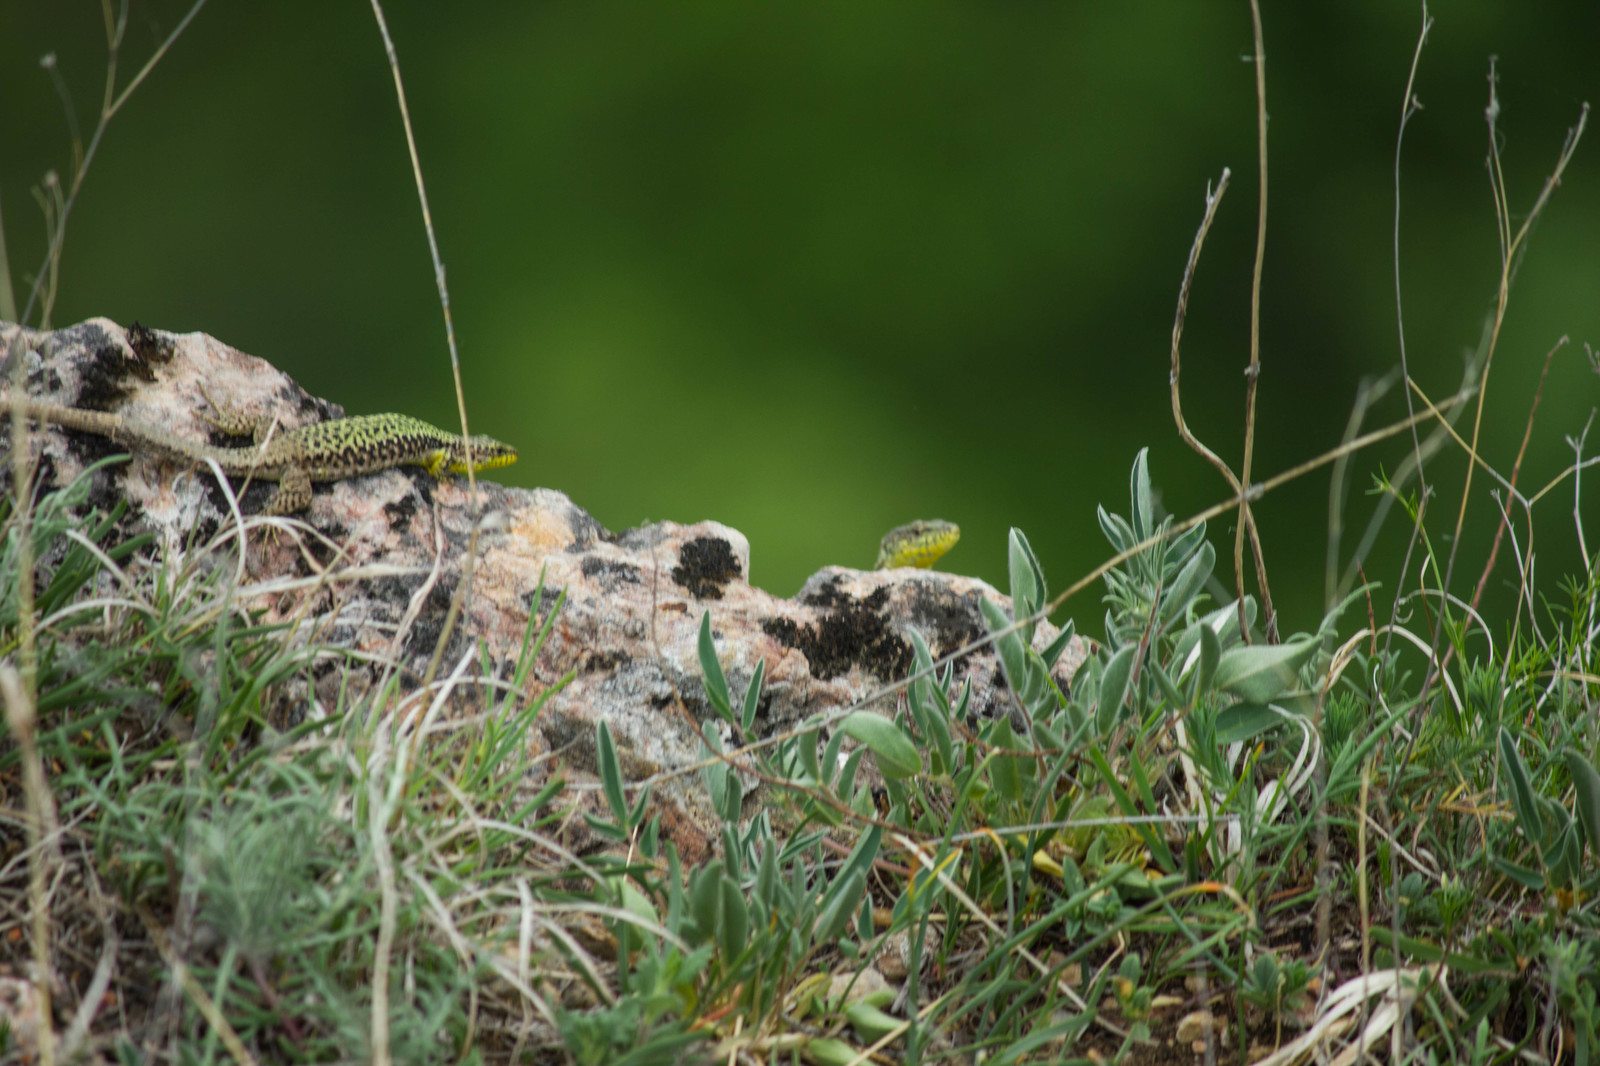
[1469,336,1565,611]
[21,0,211,328]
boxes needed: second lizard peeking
[0,388,517,515]
[876,519,960,570]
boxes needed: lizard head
[876,518,961,569]
[442,434,518,476]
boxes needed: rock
[1176,1009,1215,1044]
[876,931,932,982]
[0,976,45,1059]
[825,967,892,1008]
[1,319,1090,860]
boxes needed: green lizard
[0,389,517,515]
[876,518,960,570]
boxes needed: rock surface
[2,318,1088,858]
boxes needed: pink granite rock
[2,318,1088,859]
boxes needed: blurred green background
[4,3,1598,633]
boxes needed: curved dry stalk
[1166,168,1276,612]
[1237,0,1277,643]
[134,902,257,1066]
[1166,4,1278,646]
[1469,336,1565,611]
[21,0,211,327]
[1326,369,1401,609]
[366,0,492,692]
[1425,79,1588,709]
[1169,168,1235,485]
[1392,4,1434,483]
[1571,408,1596,577]
[1251,966,1437,1066]
[1334,349,1480,601]
[0,668,57,1066]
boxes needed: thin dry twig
[1469,336,1566,611]
[366,0,492,691]
[135,902,258,1066]
[1381,94,1592,960]
[5,332,38,701]
[0,666,57,1066]
[1426,75,1588,699]
[1405,379,1524,503]
[0,187,15,321]
[1334,349,1479,602]
[21,0,211,327]
[1167,167,1277,608]
[1326,369,1400,609]
[1392,3,1434,482]
[1237,0,1277,643]
[39,54,85,178]
[1570,407,1596,577]
[59,860,118,1061]
[1169,168,1234,482]
[368,712,402,1066]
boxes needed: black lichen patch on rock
[582,555,642,591]
[287,385,337,422]
[371,574,419,612]
[308,524,347,568]
[800,574,851,609]
[762,586,911,682]
[522,583,565,616]
[192,515,222,549]
[583,649,629,674]
[79,460,129,518]
[400,574,460,661]
[125,322,175,367]
[384,491,421,527]
[672,537,742,599]
[564,504,613,551]
[0,450,59,502]
[403,467,439,502]
[905,579,986,659]
[209,475,278,518]
[76,333,154,404]
[63,426,135,470]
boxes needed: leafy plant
[1241,950,1318,1030]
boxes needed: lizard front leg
[197,383,278,445]
[261,465,314,515]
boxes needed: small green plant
[1112,952,1155,1028]
[1496,727,1600,894]
[1431,874,1474,946]
[1542,935,1599,1064]
[1240,949,1317,1023]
